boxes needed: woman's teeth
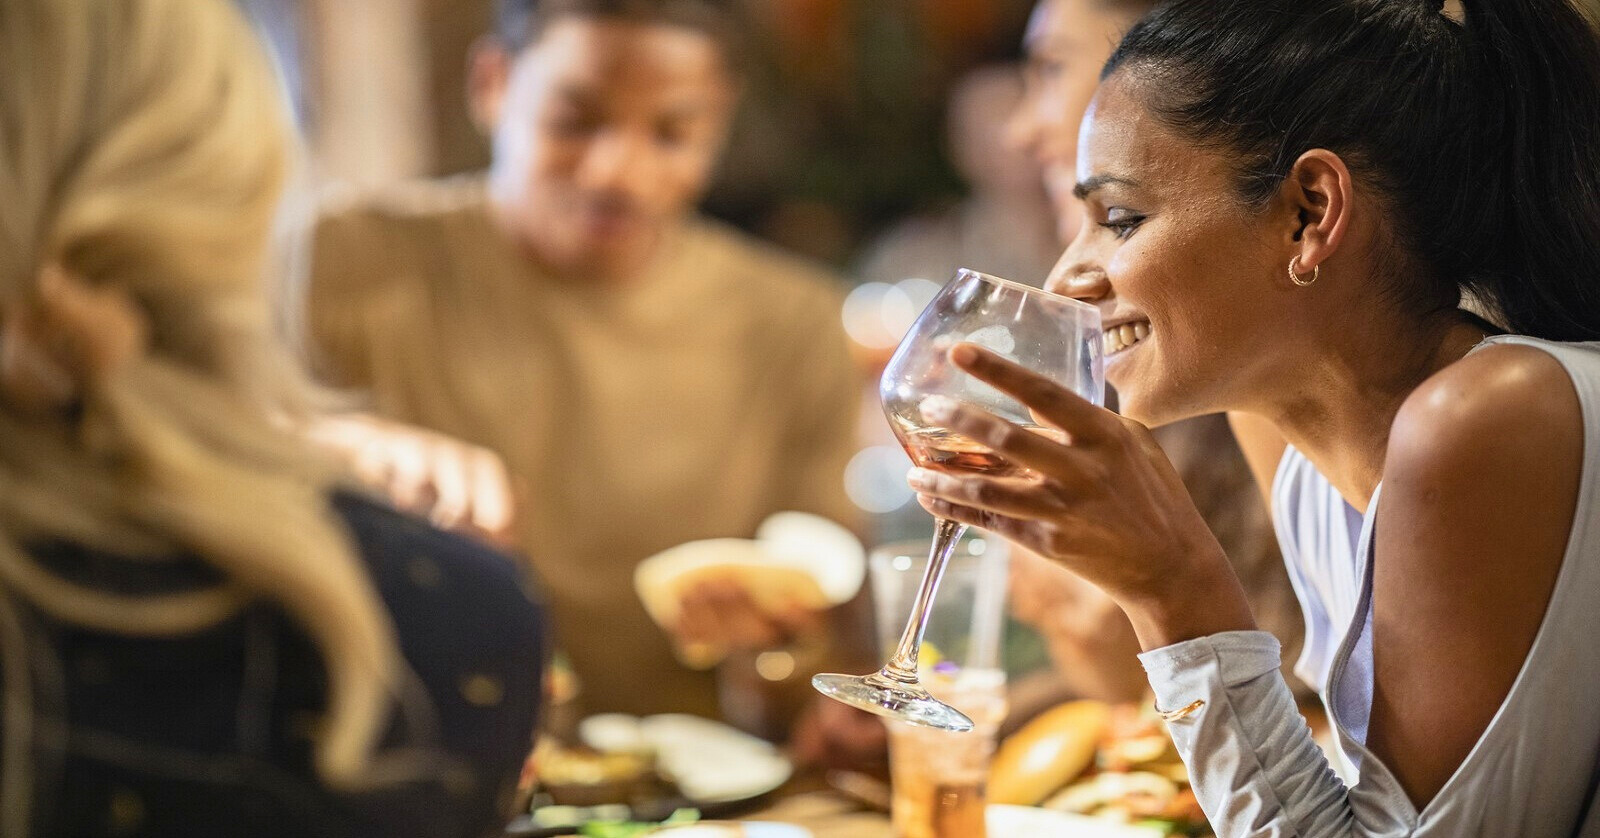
[1104,322,1151,355]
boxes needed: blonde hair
[0,0,402,827]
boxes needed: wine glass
[812,268,1103,731]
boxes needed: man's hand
[668,577,824,668]
[1007,546,1148,702]
[789,696,889,774]
[307,413,516,546]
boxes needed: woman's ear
[1281,149,1353,274]
[466,37,512,136]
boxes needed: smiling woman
[906,0,1600,835]
[1056,84,1291,426]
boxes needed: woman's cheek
[1105,237,1151,292]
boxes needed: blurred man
[301,0,862,723]
[1003,0,1307,702]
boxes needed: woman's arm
[1365,344,1581,806]
[910,342,1585,833]
[909,348,1347,836]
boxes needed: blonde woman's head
[0,0,402,826]
[0,0,295,392]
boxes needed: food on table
[987,701,1210,837]
[577,808,701,837]
[1098,705,1180,772]
[647,825,747,837]
[531,738,659,807]
[527,712,793,834]
[1046,771,1183,818]
[987,700,1111,806]
[581,713,654,755]
[986,805,1166,837]
[634,513,864,667]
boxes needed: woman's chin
[1106,378,1172,428]
[1105,349,1188,426]
[1112,384,1214,430]
[1105,365,1142,415]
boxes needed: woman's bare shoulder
[1367,343,1585,806]
[1389,344,1582,474]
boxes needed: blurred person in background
[0,1,544,836]
[1000,0,1306,705]
[298,0,866,733]
[853,63,1060,290]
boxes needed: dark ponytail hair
[1105,0,1600,341]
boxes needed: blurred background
[237,0,1068,546]
[228,0,1600,675]
[236,0,1600,260]
[239,0,1037,265]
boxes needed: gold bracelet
[1156,699,1206,723]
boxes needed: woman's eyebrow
[1074,174,1140,200]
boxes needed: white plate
[635,714,793,803]
[987,805,1166,837]
[742,825,812,838]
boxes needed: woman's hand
[907,344,1255,649]
[307,413,516,547]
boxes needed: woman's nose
[1045,259,1112,302]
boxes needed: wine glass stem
[883,517,969,683]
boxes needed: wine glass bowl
[882,269,1104,467]
[812,268,1103,731]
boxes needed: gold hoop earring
[1288,256,1320,287]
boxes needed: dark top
[10,491,546,838]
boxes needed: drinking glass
[872,534,1010,838]
[813,268,1102,731]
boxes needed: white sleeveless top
[1139,336,1600,836]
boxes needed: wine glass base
[811,671,976,732]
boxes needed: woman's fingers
[309,414,519,540]
[711,582,799,649]
[918,395,1082,476]
[385,436,432,511]
[947,343,1115,446]
[907,467,1066,518]
[426,440,471,529]
[466,449,515,536]
[671,586,727,669]
[919,392,1109,483]
[914,494,1043,551]
[0,308,76,413]
[773,604,823,639]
